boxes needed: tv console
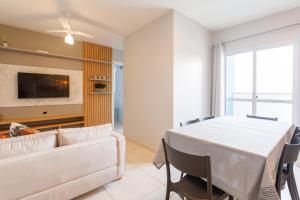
[0,113,85,138]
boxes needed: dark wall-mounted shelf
[89,92,112,95]
[0,113,85,138]
[89,78,112,82]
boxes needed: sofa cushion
[0,130,57,159]
[58,124,112,146]
[9,122,39,137]
[9,122,27,135]
[0,138,118,200]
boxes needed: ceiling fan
[47,17,94,45]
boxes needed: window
[225,45,294,122]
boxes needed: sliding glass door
[225,44,294,122]
[225,52,253,117]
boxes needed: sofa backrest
[0,130,57,159]
[0,123,114,160]
[58,124,113,146]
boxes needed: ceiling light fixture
[47,16,93,45]
[64,33,74,45]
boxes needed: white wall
[124,11,213,149]
[124,12,174,150]
[213,7,300,58]
[173,12,212,127]
[213,7,300,45]
[213,7,300,127]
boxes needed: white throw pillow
[9,122,27,136]
[9,122,27,130]
[58,124,112,146]
[9,122,40,137]
[0,130,57,159]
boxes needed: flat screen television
[18,72,69,98]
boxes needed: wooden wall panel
[83,42,112,126]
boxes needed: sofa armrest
[112,132,125,178]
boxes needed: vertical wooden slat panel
[83,42,112,127]
[98,45,101,124]
[104,45,107,123]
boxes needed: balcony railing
[226,92,292,102]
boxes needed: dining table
[153,116,294,200]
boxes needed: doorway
[113,63,123,133]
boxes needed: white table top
[172,116,292,157]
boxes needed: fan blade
[58,17,71,30]
[46,30,69,33]
[72,31,94,38]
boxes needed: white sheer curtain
[212,42,225,117]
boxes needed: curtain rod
[214,22,300,46]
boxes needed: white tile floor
[76,138,300,200]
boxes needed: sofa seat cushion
[21,166,118,200]
[0,137,118,200]
[58,124,112,146]
[0,130,57,159]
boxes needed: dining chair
[202,116,215,121]
[162,139,232,200]
[275,133,300,200]
[180,116,215,127]
[246,114,278,121]
[180,118,200,127]
[179,116,215,180]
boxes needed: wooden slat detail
[83,42,112,127]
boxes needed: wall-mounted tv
[18,72,69,99]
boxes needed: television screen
[18,72,69,98]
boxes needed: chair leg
[180,195,187,200]
[287,176,297,200]
[180,172,184,180]
[165,188,171,200]
[290,172,300,200]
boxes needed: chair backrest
[246,114,278,121]
[280,143,300,165]
[180,118,200,127]
[202,116,215,121]
[275,136,300,195]
[162,139,211,179]
[162,139,213,198]
[179,116,215,127]
[291,127,300,144]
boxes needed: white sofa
[0,125,125,200]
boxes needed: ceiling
[0,0,300,49]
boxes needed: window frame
[224,42,295,119]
